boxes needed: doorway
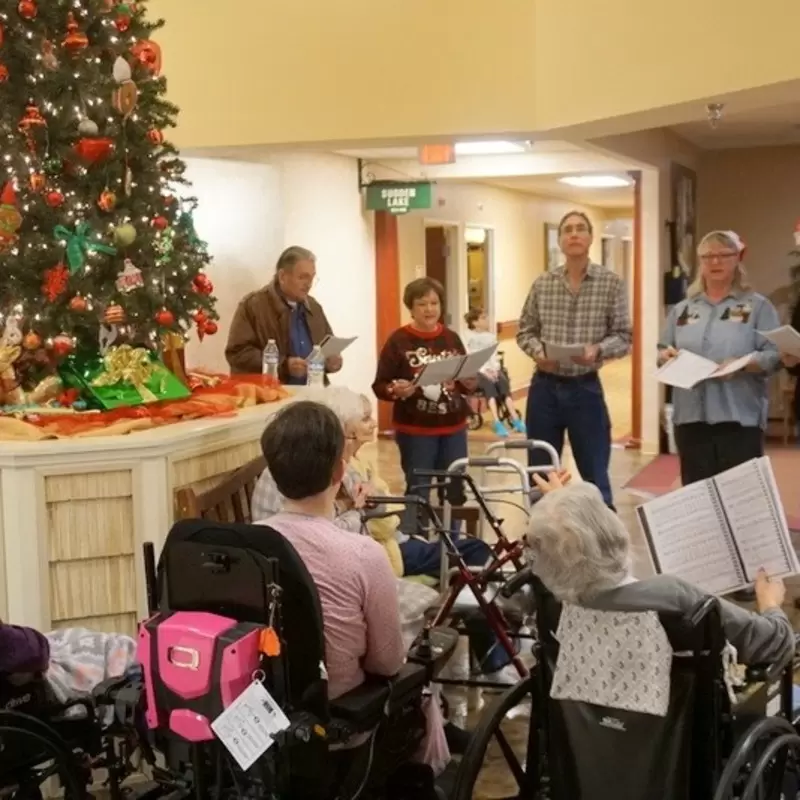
[424,224,458,325]
[465,227,492,319]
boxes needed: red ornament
[0,64,8,83]
[45,189,65,208]
[98,189,117,212]
[155,308,174,327]
[131,40,162,74]
[0,23,4,46]
[42,263,69,302]
[63,13,88,52]
[104,304,125,324]
[73,137,114,165]
[52,335,74,357]
[193,273,214,295]
[17,0,37,20]
[163,194,176,206]
[23,331,41,350]
[151,215,168,230]
[147,128,164,145]
[115,14,131,31]
[68,295,87,312]
[203,321,218,336]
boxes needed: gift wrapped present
[59,345,191,409]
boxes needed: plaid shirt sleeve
[516,282,544,359]
[597,278,633,360]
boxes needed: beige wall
[697,145,800,316]
[395,183,606,390]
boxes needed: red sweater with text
[372,324,470,435]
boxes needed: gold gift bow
[91,344,160,403]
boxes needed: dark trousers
[673,422,764,486]
[525,371,614,508]
[400,536,491,577]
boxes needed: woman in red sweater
[373,278,475,527]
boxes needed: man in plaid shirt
[517,211,632,508]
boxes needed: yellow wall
[154,0,800,148]
[150,0,537,149]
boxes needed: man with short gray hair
[225,246,341,383]
[525,476,793,666]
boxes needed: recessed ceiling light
[455,141,527,156]
[558,175,631,189]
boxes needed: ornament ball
[155,308,174,327]
[147,129,164,145]
[23,331,41,350]
[18,0,37,20]
[152,215,168,230]
[77,118,99,136]
[113,222,137,247]
[45,189,65,208]
[98,189,117,212]
[52,335,74,357]
[68,295,88,312]
[203,321,218,336]
[0,64,8,83]
[29,172,45,191]
[104,304,125,324]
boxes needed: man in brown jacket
[225,246,341,384]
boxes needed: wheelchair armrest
[408,627,459,682]
[745,656,793,685]
[329,663,427,729]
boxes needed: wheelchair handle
[499,564,534,598]
[485,439,561,469]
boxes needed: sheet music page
[455,344,498,379]
[708,352,757,379]
[413,355,464,387]
[655,350,719,390]
[319,335,357,358]
[638,481,743,594]
[712,457,800,581]
[759,325,800,358]
[543,342,586,364]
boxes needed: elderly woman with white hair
[524,474,794,666]
[658,230,781,486]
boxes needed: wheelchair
[467,351,520,432]
[451,570,800,800]
[143,519,459,800]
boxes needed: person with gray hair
[225,246,342,383]
[525,475,794,666]
[657,230,781,486]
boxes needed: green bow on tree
[54,222,118,274]
[179,210,207,251]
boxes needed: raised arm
[597,277,633,360]
[225,300,263,374]
[516,283,544,359]
[360,540,405,677]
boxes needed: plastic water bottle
[262,339,279,378]
[307,345,325,387]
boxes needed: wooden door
[425,226,449,323]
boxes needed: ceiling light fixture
[454,141,527,156]
[706,103,725,129]
[558,175,631,189]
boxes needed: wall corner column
[374,211,401,433]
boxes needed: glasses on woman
[699,251,737,263]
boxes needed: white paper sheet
[759,325,800,357]
[712,457,800,582]
[454,344,497,380]
[656,350,754,389]
[319,335,357,358]
[656,350,718,389]
[637,481,744,595]
[413,355,463,386]
[542,342,586,364]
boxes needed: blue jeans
[400,535,491,577]
[525,371,614,508]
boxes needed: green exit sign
[365,181,432,215]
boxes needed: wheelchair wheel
[451,675,545,800]
[713,716,800,800]
[468,412,483,432]
[0,718,89,800]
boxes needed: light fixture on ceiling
[558,175,631,189]
[454,140,528,156]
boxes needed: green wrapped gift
[59,345,191,410]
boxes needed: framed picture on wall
[544,223,560,271]
[671,162,697,283]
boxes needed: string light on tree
[0,0,217,403]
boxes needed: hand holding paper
[543,342,587,365]
[656,349,755,389]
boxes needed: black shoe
[444,721,473,755]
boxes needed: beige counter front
[0,398,293,636]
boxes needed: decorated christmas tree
[0,0,217,408]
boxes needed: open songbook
[656,350,755,390]
[413,344,497,387]
[636,457,800,596]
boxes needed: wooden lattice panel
[45,471,137,634]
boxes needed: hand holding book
[754,568,786,612]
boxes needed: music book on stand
[636,457,799,596]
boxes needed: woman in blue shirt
[657,230,781,485]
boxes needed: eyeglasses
[561,224,589,235]
[699,252,737,263]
